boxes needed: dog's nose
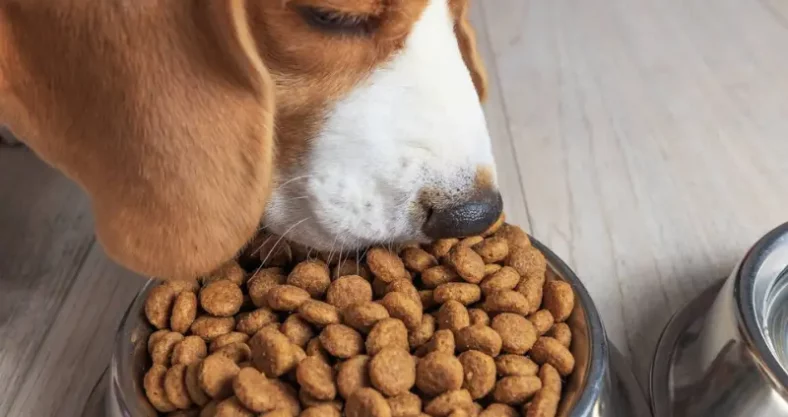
[422,190,503,239]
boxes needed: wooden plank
[0,148,96,415]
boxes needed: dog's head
[0,0,498,278]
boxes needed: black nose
[422,190,503,239]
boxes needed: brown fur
[0,0,487,279]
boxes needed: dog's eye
[299,7,377,35]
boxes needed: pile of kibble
[142,220,576,417]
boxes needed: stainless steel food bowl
[82,238,651,417]
[651,222,788,417]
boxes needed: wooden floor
[3,0,788,415]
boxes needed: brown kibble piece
[421,266,460,289]
[415,351,463,396]
[332,260,372,281]
[387,392,421,417]
[419,290,438,310]
[295,356,337,400]
[186,362,211,406]
[173,336,209,366]
[287,260,330,299]
[201,280,244,317]
[300,404,341,417]
[260,410,292,417]
[191,316,236,341]
[492,376,541,405]
[233,368,286,413]
[305,338,331,364]
[385,278,421,305]
[491,313,537,355]
[495,355,539,377]
[164,364,193,409]
[247,268,287,308]
[144,364,177,413]
[280,315,315,348]
[236,308,278,336]
[543,281,574,322]
[447,245,485,284]
[459,236,484,248]
[401,247,438,273]
[472,237,509,263]
[146,285,178,330]
[337,355,371,399]
[320,324,364,358]
[164,278,201,294]
[415,329,455,357]
[266,285,311,311]
[342,302,390,334]
[204,261,247,287]
[481,214,506,237]
[530,337,575,376]
[249,328,297,377]
[369,348,416,396]
[424,389,473,417]
[346,388,391,417]
[434,283,481,305]
[526,364,562,417]
[436,301,470,333]
[480,404,518,417]
[430,238,459,259]
[528,310,555,336]
[270,380,302,416]
[409,314,436,349]
[547,323,572,348]
[468,309,489,327]
[298,389,342,411]
[171,291,199,334]
[484,264,502,277]
[458,350,496,399]
[381,291,423,330]
[326,276,373,310]
[515,277,543,315]
[299,300,341,327]
[366,318,409,355]
[494,224,530,250]
[215,342,252,364]
[366,247,408,283]
[148,329,171,354]
[151,332,185,365]
[505,246,546,280]
[479,267,520,296]
[215,396,254,417]
[482,290,530,315]
[200,401,218,417]
[211,332,250,353]
[456,325,502,357]
[198,354,241,399]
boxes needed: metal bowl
[83,238,651,416]
[650,222,788,416]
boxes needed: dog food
[141,221,576,417]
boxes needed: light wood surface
[2,0,788,414]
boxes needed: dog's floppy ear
[452,0,488,102]
[0,0,274,278]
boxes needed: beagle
[0,0,501,279]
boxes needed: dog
[0,0,500,279]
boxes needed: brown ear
[0,0,274,278]
[452,0,488,102]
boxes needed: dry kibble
[320,324,364,358]
[215,342,252,363]
[301,404,341,417]
[198,354,241,399]
[415,351,464,396]
[506,246,546,281]
[369,348,416,396]
[266,285,311,311]
[164,278,201,294]
[468,309,490,327]
[151,332,185,365]
[480,404,518,417]
[148,329,171,354]
[429,238,459,259]
[494,224,530,250]
[491,313,537,355]
[385,278,421,305]
[381,291,423,330]
[342,302,390,334]
[144,364,177,413]
[459,236,484,247]
[186,362,212,407]
[346,388,391,417]
[547,323,572,348]
[250,328,297,377]
[200,401,218,417]
[366,247,408,283]
[366,318,409,355]
[298,300,340,327]
[492,376,542,405]
[146,285,178,330]
[543,281,575,322]
[456,325,503,357]
[269,380,302,416]
[236,308,278,336]
[528,310,555,336]
[434,283,482,305]
[425,389,473,417]
[479,267,520,296]
[332,259,372,281]
[165,364,194,409]
[298,389,343,411]
[409,314,436,349]
[260,411,292,417]
[387,392,422,417]
[296,356,337,400]
[204,261,248,287]
[191,316,237,341]
[483,290,530,315]
[401,247,438,272]
[280,315,314,348]
[173,336,209,365]
[201,280,244,317]
[247,268,287,308]
[326,276,373,310]
[305,337,331,364]
[421,265,460,289]
[167,410,201,417]
[447,245,485,284]
[211,332,250,353]
[495,355,539,377]
[530,337,575,376]
[415,329,456,357]
[515,277,544,315]
[287,260,330,299]
[215,396,254,417]
[472,237,509,263]
[419,290,438,310]
[458,350,496,400]
[525,364,562,417]
[172,291,199,334]
[337,355,371,399]
[437,301,471,333]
